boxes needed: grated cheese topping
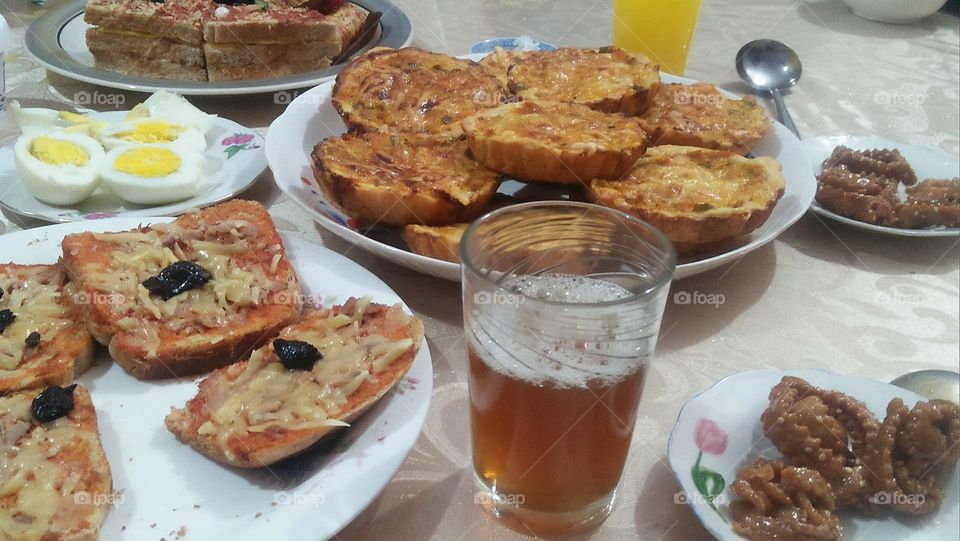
[194,298,415,461]
[0,393,107,541]
[78,219,298,358]
[0,266,74,372]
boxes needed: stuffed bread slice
[165,297,424,468]
[0,384,113,541]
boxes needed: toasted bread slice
[61,200,302,379]
[165,297,424,468]
[202,1,365,45]
[203,3,365,80]
[0,264,95,395]
[333,47,507,137]
[89,50,208,82]
[588,145,785,244]
[507,46,660,115]
[462,100,649,184]
[637,83,771,154]
[84,0,205,45]
[86,28,207,82]
[205,42,333,81]
[0,385,113,540]
[402,223,468,263]
[312,132,501,225]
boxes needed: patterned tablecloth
[1,0,958,539]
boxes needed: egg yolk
[29,136,89,166]
[113,147,181,178]
[114,121,183,144]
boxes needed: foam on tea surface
[469,273,665,388]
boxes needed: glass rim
[460,201,677,307]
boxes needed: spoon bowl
[736,39,802,91]
[890,369,960,404]
[735,39,803,138]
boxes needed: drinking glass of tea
[461,201,676,536]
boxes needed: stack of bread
[84,0,367,81]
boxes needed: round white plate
[804,135,960,237]
[668,369,959,541]
[266,57,816,281]
[24,0,413,96]
[0,218,432,541]
[0,111,267,222]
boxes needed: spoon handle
[770,88,800,139]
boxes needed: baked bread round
[637,83,771,154]
[312,132,502,226]
[332,47,507,137]
[588,145,786,244]
[506,46,660,114]
[462,100,649,184]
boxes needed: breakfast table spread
[1,0,958,539]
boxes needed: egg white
[13,131,105,206]
[100,144,204,205]
[100,120,207,151]
[142,91,216,135]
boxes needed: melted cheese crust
[508,47,659,105]
[0,388,109,541]
[193,298,417,461]
[0,266,74,372]
[591,146,785,216]
[463,100,647,152]
[316,133,501,207]
[638,83,770,152]
[76,219,298,357]
[333,48,507,136]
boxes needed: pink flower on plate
[222,133,255,146]
[694,418,728,455]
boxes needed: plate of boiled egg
[0,91,267,222]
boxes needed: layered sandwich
[84,0,368,81]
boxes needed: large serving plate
[266,55,817,281]
[24,0,413,96]
[0,111,266,222]
[668,369,959,541]
[804,135,960,237]
[0,218,433,540]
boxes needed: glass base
[473,471,617,538]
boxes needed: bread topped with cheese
[165,297,424,468]
[61,200,302,379]
[588,145,786,245]
[312,132,501,225]
[401,223,468,263]
[462,100,649,184]
[637,83,771,154]
[0,384,113,541]
[0,264,95,395]
[84,0,368,81]
[333,47,508,137]
[506,46,660,115]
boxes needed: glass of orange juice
[612,0,702,75]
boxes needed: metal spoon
[735,39,802,138]
[890,369,960,404]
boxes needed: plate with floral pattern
[667,369,959,540]
[0,111,266,223]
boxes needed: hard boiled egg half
[101,145,203,204]
[100,120,206,151]
[13,131,105,206]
